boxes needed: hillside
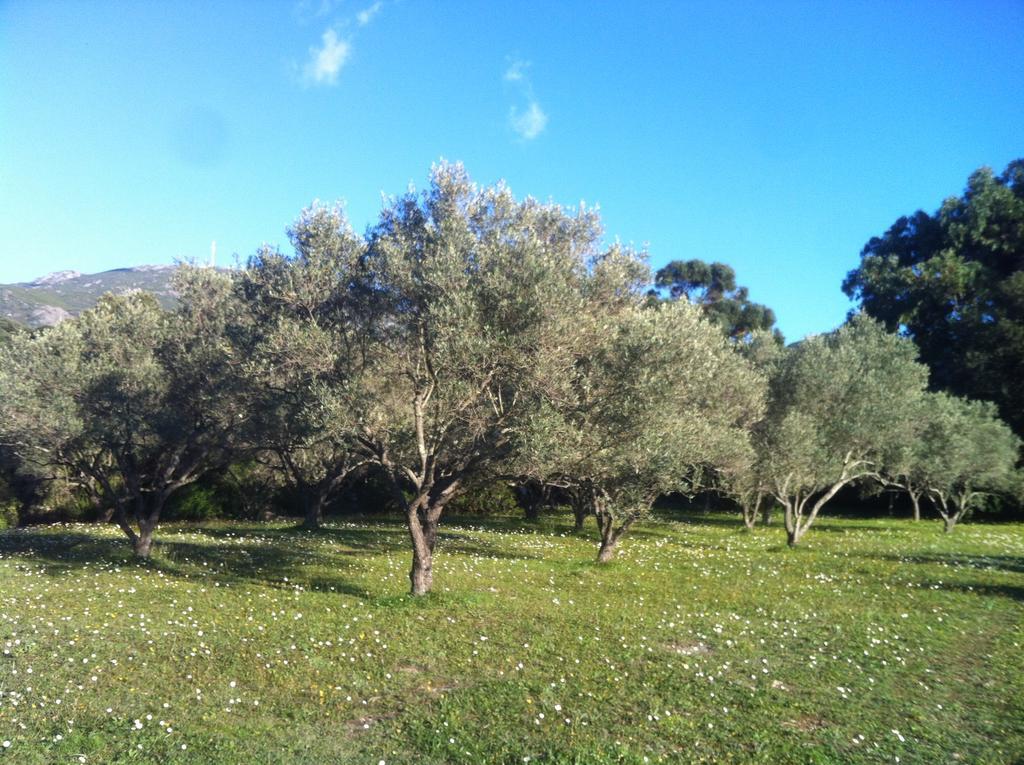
[0,266,181,327]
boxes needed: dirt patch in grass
[782,714,828,733]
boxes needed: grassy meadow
[1,511,1022,764]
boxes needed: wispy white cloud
[304,29,350,86]
[504,57,547,140]
[293,0,342,23]
[357,1,383,26]
[504,58,527,82]
[510,101,548,140]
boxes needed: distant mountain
[0,266,182,328]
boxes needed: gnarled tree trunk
[596,506,618,563]
[399,475,462,596]
[930,490,966,534]
[782,499,799,546]
[594,498,636,564]
[114,494,166,559]
[407,494,443,596]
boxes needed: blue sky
[1,0,1021,340]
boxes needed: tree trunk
[405,496,439,596]
[597,510,618,563]
[301,489,325,530]
[783,476,853,548]
[943,515,956,533]
[597,535,618,563]
[572,502,587,532]
[133,526,155,558]
[910,493,921,522]
[783,502,806,546]
[595,504,628,564]
[410,540,433,595]
[132,493,166,559]
[743,494,763,530]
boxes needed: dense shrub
[165,475,252,522]
[447,482,521,517]
[0,500,19,530]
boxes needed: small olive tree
[0,268,247,556]
[518,299,766,562]
[759,315,929,546]
[720,329,785,529]
[910,393,1020,532]
[876,393,941,522]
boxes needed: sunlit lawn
[1,510,1022,764]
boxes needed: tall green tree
[843,159,1024,437]
[351,163,609,595]
[759,316,929,546]
[238,203,372,529]
[0,268,247,556]
[654,259,783,343]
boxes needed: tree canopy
[654,259,783,343]
[237,202,372,529]
[0,317,23,346]
[843,159,1024,437]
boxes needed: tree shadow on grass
[654,509,744,527]
[917,579,1024,603]
[0,527,375,600]
[230,521,545,562]
[860,551,1024,575]
[0,518,544,596]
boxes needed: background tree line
[0,162,1021,595]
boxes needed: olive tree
[721,329,785,529]
[351,163,605,594]
[238,203,372,529]
[910,393,1020,532]
[0,268,247,557]
[760,315,929,546]
[518,298,766,562]
[876,393,939,522]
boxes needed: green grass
[1,512,1022,764]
